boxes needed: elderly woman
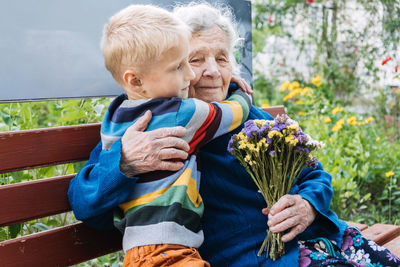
[69,3,399,266]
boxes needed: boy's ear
[123,70,143,91]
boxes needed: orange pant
[123,244,210,267]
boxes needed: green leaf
[0,228,8,241]
[8,223,22,238]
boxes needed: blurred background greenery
[1,0,399,266]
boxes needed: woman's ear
[123,70,143,92]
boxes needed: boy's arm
[67,139,138,229]
[177,89,252,153]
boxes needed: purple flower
[269,150,276,156]
[258,121,270,138]
[227,134,237,153]
[275,114,290,124]
[243,120,259,140]
[295,146,309,154]
[295,132,308,144]
[306,156,318,169]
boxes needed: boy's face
[138,37,195,99]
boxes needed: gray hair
[173,2,241,76]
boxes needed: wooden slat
[346,221,368,231]
[382,235,400,258]
[361,223,400,245]
[0,123,101,173]
[262,105,286,118]
[0,175,74,226]
[0,222,122,267]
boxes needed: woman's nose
[203,59,221,78]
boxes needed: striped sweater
[101,90,251,252]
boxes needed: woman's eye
[190,58,200,63]
[217,57,228,62]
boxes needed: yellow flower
[358,121,366,125]
[376,137,381,141]
[365,117,374,123]
[300,87,312,96]
[295,99,304,105]
[254,119,266,128]
[329,137,333,142]
[385,171,395,178]
[237,132,246,141]
[347,116,357,125]
[279,81,291,91]
[261,103,270,108]
[287,124,299,133]
[268,130,283,139]
[332,118,345,132]
[298,111,305,116]
[324,117,332,124]
[285,135,299,146]
[332,107,343,115]
[288,81,300,91]
[283,89,301,101]
[311,75,322,87]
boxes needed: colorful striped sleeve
[177,90,252,153]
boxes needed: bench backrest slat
[0,175,74,227]
[0,223,122,267]
[0,123,101,173]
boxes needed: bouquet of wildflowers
[227,114,324,260]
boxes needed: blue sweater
[68,105,347,266]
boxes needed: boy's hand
[231,76,253,94]
[120,110,190,176]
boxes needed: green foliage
[252,0,400,102]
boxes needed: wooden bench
[0,105,399,266]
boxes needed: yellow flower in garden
[329,137,333,142]
[332,107,343,115]
[295,99,304,105]
[332,118,345,132]
[283,88,301,101]
[300,87,312,96]
[280,81,291,91]
[358,121,366,125]
[365,117,374,123]
[298,111,305,116]
[347,116,357,125]
[324,117,332,124]
[261,102,270,108]
[288,81,300,91]
[385,171,395,178]
[311,75,322,87]
[376,137,381,141]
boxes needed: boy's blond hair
[101,5,190,86]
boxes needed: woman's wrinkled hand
[120,110,190,176]
[231,76,253,94]
[262,194,316,243]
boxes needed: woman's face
[188,26,233,102]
